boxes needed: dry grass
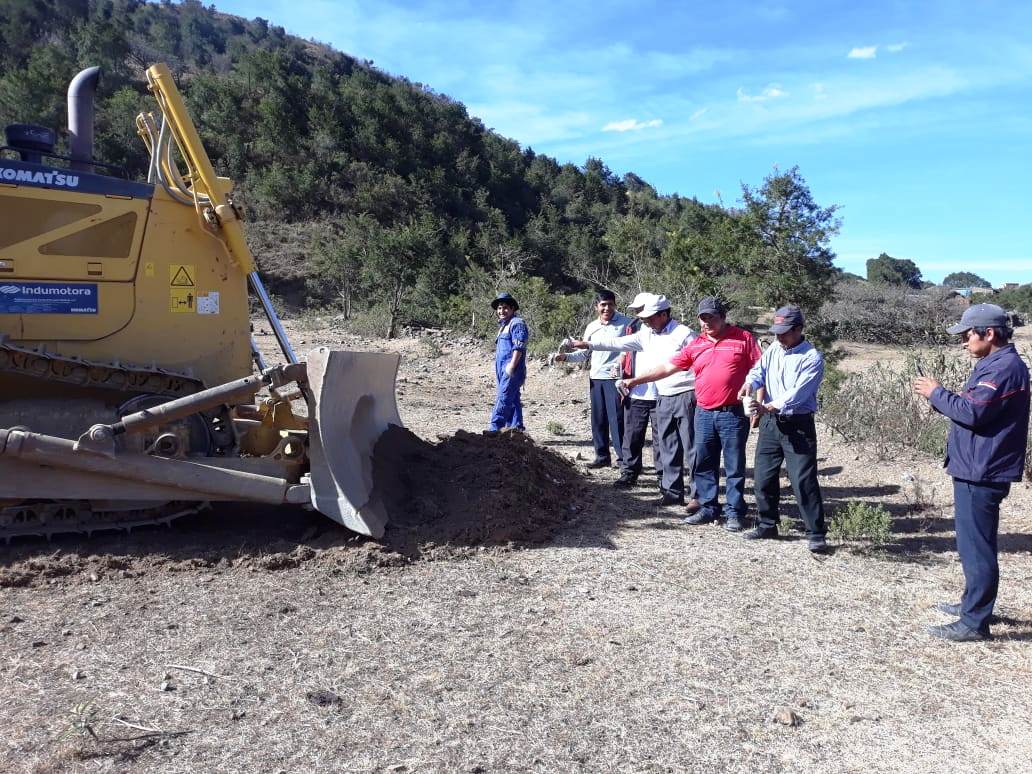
[3,325,1032,773]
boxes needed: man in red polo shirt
[618,297,761,530]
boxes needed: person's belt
[705,402,743,413]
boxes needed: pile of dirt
[372,426,587,557]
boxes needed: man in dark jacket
[914,303,1030,642]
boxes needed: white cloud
[736,84,788,103]
[848,46,878,59]
[886,42,909,53]
[690,108,708,120]
[602,118,663,132]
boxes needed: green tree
[738,167,841,314]
[867,253,923,288]
[942,271,991,288]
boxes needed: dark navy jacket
[930,344,1030,483]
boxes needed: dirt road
[2,322,1031,773]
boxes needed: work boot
[681,509,715,526]
[685,499,702,514]
[586,458,611,469]
[613,473,638,489]
[927,620,990,642]
[807,534,830,554]
[656,493,684,507]
[744,525,778,540]
[724,515,745,532]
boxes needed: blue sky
[211,1,1032,285]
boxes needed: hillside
[0,0,839,340]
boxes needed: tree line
[3,0,847,344]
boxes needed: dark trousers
[753,413,825,536]
[589,378,624,464]
[621,398,657,476]
[694,405,749,518]
[655,391,697,500]
[953,478,1010,634]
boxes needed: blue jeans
[694,405,750,519]
[953,478,1010,634]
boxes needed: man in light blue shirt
[555,290,632,467]
[739,305,828,552]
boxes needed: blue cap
[697,296,725,316]
[946,303,1008,334]
[770,305,804,333]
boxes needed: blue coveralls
[489,316,528,431]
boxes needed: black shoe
[681,510,715,526]
[807,535,830,553]
[586,458,611,469]
[927,620,990,642]
[744,526,778,540]
[613,474,638,489]
[724,515,745,532]
[656,493,684,507]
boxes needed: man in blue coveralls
[914,303,1030,642]
[489,292,529,431]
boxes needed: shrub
[829,501,893,544]
[545,421,568,436]
[820,350,969,459]
[821,281,967,346]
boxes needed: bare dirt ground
[3,319,1032,773]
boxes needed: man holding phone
[914,304,1030,642]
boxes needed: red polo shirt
[669,325,761,409]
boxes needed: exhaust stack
[67,66,101,171]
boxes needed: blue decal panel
[0,282,98,314]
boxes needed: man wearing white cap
[568,294,698,507]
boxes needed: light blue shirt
[563,313,632,379]
[746,338,824,415]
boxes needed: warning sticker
[197,291,220,315]
[169,264,195,287]
[170,288,195,313]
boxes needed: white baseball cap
[637,294,672,318]
[627,292,657,312]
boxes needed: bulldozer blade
[304,348,402,538]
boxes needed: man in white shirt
[569,295,698,507]
[554,290,632,468]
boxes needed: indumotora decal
[0,166,79,187]
[0,282,98,314]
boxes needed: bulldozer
[0,64,401,540]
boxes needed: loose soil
[2,319,1031,773]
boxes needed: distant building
[1000,282,1019,291]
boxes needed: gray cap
[770,305,804,333]
[946,303,1009,335]
[697,296,725,316]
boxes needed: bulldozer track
[0,341,217,540]
[0,337,204,398]
[0,500,207,542]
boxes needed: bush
[822,281,967,345]
[829,501,893,544]
[820,350,969,459]
[545,421,568,436]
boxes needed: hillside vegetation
[4,0,839,341]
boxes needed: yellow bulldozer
[0,64,401,540]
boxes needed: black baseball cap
[697,296,725,316]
